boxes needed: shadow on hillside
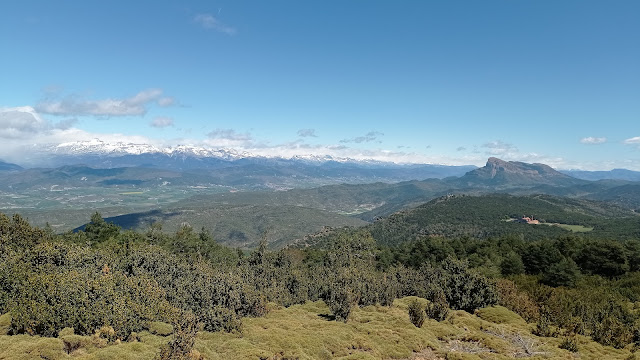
[74,209,182,231]
[318,313,336,321]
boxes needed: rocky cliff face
[458,157,584,187]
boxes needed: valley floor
[0,298,635,360]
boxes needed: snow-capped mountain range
[48,139,252,160]
[5,139,478,186]
[38,139,373,165]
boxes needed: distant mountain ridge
[15,140,477,184]
[5,156,640,248]
[9,140,639,181]
[456,157,585,187]
[561,168,640,181]
[0,160,22,172]
[35,139,420,166]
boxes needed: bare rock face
[459,157,583,187]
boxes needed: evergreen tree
[541,257,581,287]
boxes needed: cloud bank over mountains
[0,105,638,171]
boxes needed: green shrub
[533,306,557,338]
[408,299,425,327]
[325,286,356,322]
[200,306,242,333]
[441,257,498,313]
[592,315,633,349]
[500,251,525,276]
[127,331,140,342]
[559,336,578,352]
[495,279,539,322]
[156,312,200,360]
[8,269,172,339]
[426,290,449,321]
[96,325,117,343]
[541,257,580,287]
[60,334,92,354]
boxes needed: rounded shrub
[408,299,426,327]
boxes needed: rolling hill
[96,204,368,249]
[295,194,638,248]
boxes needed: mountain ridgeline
[456,157,586,187]
[2,156,640,249]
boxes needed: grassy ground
[505,219,593,233]
[541,223,594,232]
[0,298,636,360]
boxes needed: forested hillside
[357,194,639,247]
[2,208,640,359]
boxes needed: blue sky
[1,0,639,169]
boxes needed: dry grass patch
[474,306,527,326]
[0,313,10,336]
[197,299,444,360]
[0,299,638,360]
[0,331,165,360]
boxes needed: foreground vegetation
[2,204,640,359]
[2,299,637,360]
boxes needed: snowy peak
[49,139,251,160]
[43,140,360,163]
[54,139,162,155]
[30,140,453,170]
[164,145,252,160]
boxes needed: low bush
[559,336,578,352]
[408,299,425,327]
[200,306,242,333]
[156,312,201,360]
[425,290,449,321]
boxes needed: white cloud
[0,127,160,166]
[205,128,253,147]
[340,131,384,144]
[194,14,236,35]
[157,97,176,107]
[150,116,174,128]
[36,88,173,117]
[3,106,639,170]
[0,106,48,138]
[580,137,607,144]
[54,118,78,130]
[207,128,252,141]
[482,140,518,156]
[456,146,466,151]
[297,128,317,137]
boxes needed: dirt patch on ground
[404,348,444,360]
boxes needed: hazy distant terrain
[3,156,640,248]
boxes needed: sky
[1,0,639,170]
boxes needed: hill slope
[345,194,636,247]
[99,204,368,249]
[563,168,640,181]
